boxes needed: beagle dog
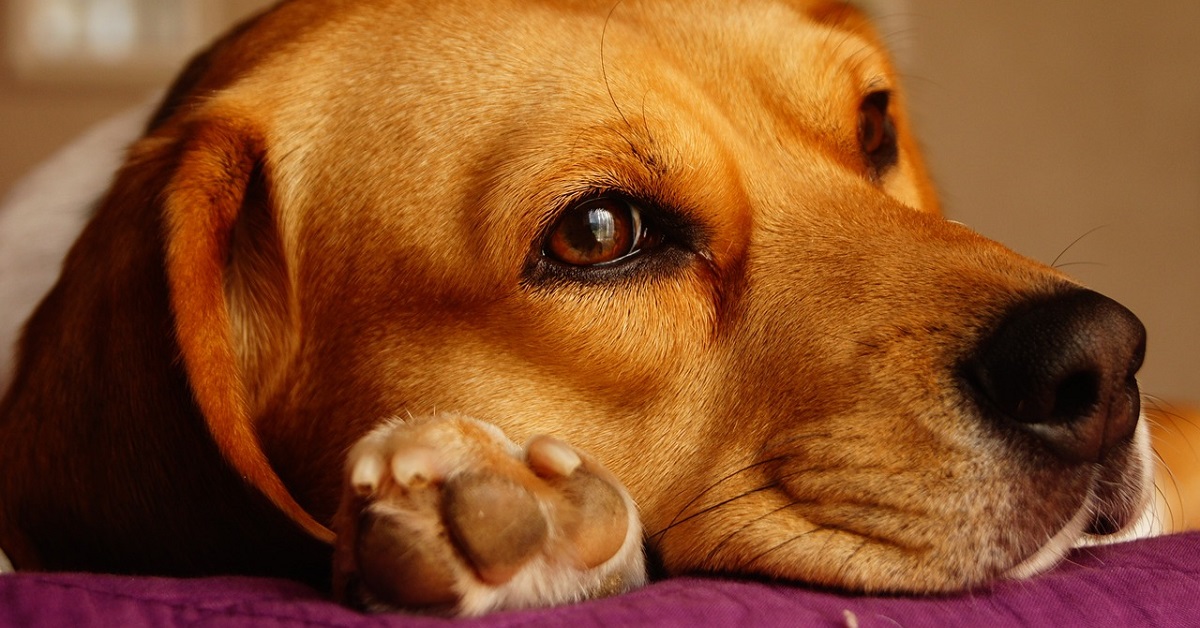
[0,0,1154,616]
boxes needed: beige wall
[0,85,148,193]
[1,1,1196,404]
[0,0,274,193]
[901,2,1199,405]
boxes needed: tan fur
[0,0,1154,600]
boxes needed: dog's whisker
[650,483,779,543]
[771,489,931,522]
[639,89,656,148]
[835,538,870,585]
[656,457,786,538]
[1050,224,1107,268]
[1145,395,1200,431]
[1051,261,1105,270]
[745,525,829,570]
[703,499,805,565]
[1150,446,1186,529]
[1152,480,1181,531]
[599,0,633,133]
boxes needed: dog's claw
[527,435,582,478]
[350,454,385,496]
[332,414,646,616]
[390,447,440,486]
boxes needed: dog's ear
[160,107,334,544]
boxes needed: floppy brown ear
[161,107,334,544]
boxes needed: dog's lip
[1001,498,1094,581]
[1003,476,1155,582]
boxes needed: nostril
[1051,370,1100,424]
[963,288,1146,464]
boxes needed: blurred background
[0,0,1196,407]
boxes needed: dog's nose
[964,289,1146,463]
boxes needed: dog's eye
[858,91,898,175]
[544,197,657,266]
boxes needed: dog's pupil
[860,107,884,153]
[550,199,636,265]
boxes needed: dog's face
[157,0,1148,593]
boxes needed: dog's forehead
[249,0,897,186]
[246,0,892,129]
[610,1,895,108]
[211,0,917,279]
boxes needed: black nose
[964,289,1147,463]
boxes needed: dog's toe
[527,435,631,569]
[332,414,645,616]
[355,506,459,608]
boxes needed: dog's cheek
[515,277,718,386]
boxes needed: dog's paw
[331,414,645,616]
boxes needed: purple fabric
[2,533,1198,627]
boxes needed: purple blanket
[3,533,1197,627]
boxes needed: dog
[0,0,1154,617]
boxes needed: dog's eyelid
[864,89,890,110]
[864,75,891,92]
[547,187,696,241]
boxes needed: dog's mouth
[659,409,1155,595]
[1003,417,1156,581]
[1004,477,1153,581]
[1003,500,1154,583]
[1002,498,1096,581]
[673,287,1153,593]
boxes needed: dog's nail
[391,448,440,486]
[350,454,386,496]
[526,435,582,478]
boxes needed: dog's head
[148,0,1148,592]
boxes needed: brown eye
[545,197,646,266]
[858,91,897,173]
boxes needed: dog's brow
[573,123,672,185]
[628,142,668,179]
[864,76,890,94]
